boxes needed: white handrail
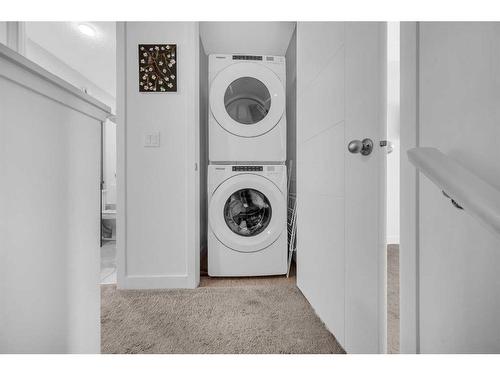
[407,147,500,238]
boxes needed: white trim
[116,22,127,288]
[378,22,388,354]
[0,43,110,121]
[119,275,192,289]
[386,236,400,245]
[400,21,419,354]
[185,22,201,288]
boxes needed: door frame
[400,21,420,354]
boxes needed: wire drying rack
[287,161,297,277]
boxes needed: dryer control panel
[229,55,285,64]
[232,166,263,172]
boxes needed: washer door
[210,62,285,138]
[209,174,285,253]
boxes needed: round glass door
[224,188,272,236]
[210,63,285,138]
[224,77,271,125]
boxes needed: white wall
[25,38,116,111]
[24,22,116,101]
[400,22,419,354]
[117,22,200,289]
[0,45,107,353]
[401,22,500,353]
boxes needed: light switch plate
[144,132,160,147]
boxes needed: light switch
[144,132,160,147]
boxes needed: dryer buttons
[232,166,263,172]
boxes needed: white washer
[209,54,286,163]
[208,164,287,276]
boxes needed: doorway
[101,118,117,284]
[21,22,118,285]
[386,21,400,354]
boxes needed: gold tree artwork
[138,44,177,92]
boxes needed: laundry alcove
[198,22,298,277]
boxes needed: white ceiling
[25,22,116,98]
[200,22,296,56]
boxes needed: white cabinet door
[297,22,387,354]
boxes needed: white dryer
[209,54,286,163]
[208,164,287,276]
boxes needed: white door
[297,22,387,353]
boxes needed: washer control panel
[232,166,263,172]
[232,55,262,61]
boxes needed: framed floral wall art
[138,44,177,92]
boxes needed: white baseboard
[387,236,400,245]
[118,274,196,289]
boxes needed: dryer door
[209,174,286,253]
[210,62,285,138]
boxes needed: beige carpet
[387,244,400,354]
[101,283,345,354]
[102,247,399,354]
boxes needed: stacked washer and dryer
[207,54,288,277]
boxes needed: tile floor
[100,241,117,284]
